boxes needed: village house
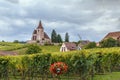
[27,21,51,45]
[60,42,80,52]
[78,40,90,48]
[96,31,120,46]
[103,31,120,41]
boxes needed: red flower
[50,62,68,75]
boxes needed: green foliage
[26,44,41,54]
[85,42,96,49]
[40,45,60,53]
[13,40,19,43]
[0,57,9,79]
[100,38,120,48]
[65,32,69,42]
[0,47,120,79]
[1,40,5,42]
[57,34,63,43]
[51,29,57,43]
[51,29,63,43]
[0,42,27,51]
[94,72,120,80]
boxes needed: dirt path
[0,51,17,56]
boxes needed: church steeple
[37,21,43,29]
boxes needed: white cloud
[0,20,13,32]
[83,11,119,32]
[13,19,26,27]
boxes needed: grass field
[93,72,120,80]
[56,72,120,80]
[1,72,120,80]
[0,42,61,54]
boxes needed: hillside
[0,42,120,79]
[0,42,61,55]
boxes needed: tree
[57,34,63,43]
[65,32,69,42]
[26,44,41,54]
[117,40,120,46]
[85,42,96,49]
[13,40,19,43]
[2,40,5,42]
[51,29,57,43]
[100,38,118,48]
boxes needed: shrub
[26,44,41,54]
[100,38,119,48]
[0,47,119,79]
[13,40,19,43]
[85,42,96,49]
[0,57,9,79]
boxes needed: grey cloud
[0,0,120,41]
[5,0,19,4]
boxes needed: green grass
[0,42,27,51]
[14,45,60,55]
[40,45,60,53]
[1,72,120,80]
[93,72,120,80]
[0,42,61,54]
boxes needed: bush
[0,47,120,79]
[26,44,41,54]
[85,42,96,49]
[13,40,19,43]
[100,38,119,48]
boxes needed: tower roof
[33,30,37,34]
[44,32,50,39]
[37,21,43,29]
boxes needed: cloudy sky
[0,0,120,42]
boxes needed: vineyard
[0,42,60,55]
[0,42,120,79]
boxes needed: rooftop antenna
[77,34,82,41]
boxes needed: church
[27,21,51,45]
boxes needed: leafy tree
[26,44,41,54]
[51,29,57,43]
[100,38,119,48]
[85,42,96,49]
[2,40,5,42]
[13,40,19,43]
[57,34,63,43]
[65,32,69,42]
[117,40,120,46]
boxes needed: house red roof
[64,42,76,50]
[104,31,120,40]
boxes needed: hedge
[0,47,120,80]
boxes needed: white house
[60,42,78,52]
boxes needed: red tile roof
[104,31,120,39]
